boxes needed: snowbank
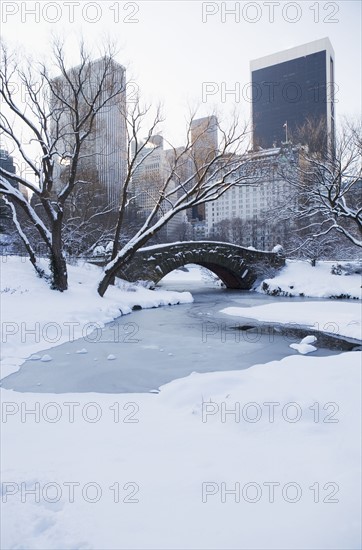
[256,260,362,300]
[1,351,360,549]
[0,256,192,377]
[221,301,361,341]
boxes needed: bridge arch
[150,259,251,288]
[115,241,285,290]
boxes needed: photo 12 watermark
[2,79,139,107]
[201,2,340,24]
[201,400,339,423]
[1,400,141,424]
[201,481,340,503]
[1,481,140,503]
[1,2,140,24]
[1,320,141,345]
[201,80,338,104]
[201,320,343,344]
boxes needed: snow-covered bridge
[93,241,285,289]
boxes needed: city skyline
[1,1,360,146]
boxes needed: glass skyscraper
[251,38,335,156]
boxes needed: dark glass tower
[251,38,335,156]
[0,149,17,188]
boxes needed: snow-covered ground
[255,259,362,299]
[1,257,361,549]
[0,256,192,378]
[1,352,361,549]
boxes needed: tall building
[0,149,30,200]
[131,136,186,240]
[0,149,17,188]
[52,57,127,210]
[190,116,218,165]
[251,38,335,156]
[190,116,219,220]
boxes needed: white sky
[1,0,361,145]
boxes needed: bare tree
[54,164,117,257]
[273,121,362,252]
[287,233,336,266]
[108,100,163,263]
[98,111,257,296]
[0,39,126,290]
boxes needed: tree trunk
[50,220,68,291]
[27,245,47,279]
[98,246,138,297]
[98,267,115,297]
[108,207,125,287]
[98,221,168,297]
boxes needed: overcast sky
[1,0,361,145]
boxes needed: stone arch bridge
[92,241,285,289]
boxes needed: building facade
[205,146,299,250]
[190,116,219,221]
[190,115,218,164]
[52,57,127,210]
[251,38,335,156]
[131,136,186,240]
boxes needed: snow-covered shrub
[261,282,294,297]
[272,244,284,255]
[331,263,343,275]
[331,262,362,276]
[343,262,362,275]
[92,245,105,257]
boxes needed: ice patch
[300,335,317,345]
[290,343,317,355]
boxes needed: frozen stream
[1,267,341,394]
